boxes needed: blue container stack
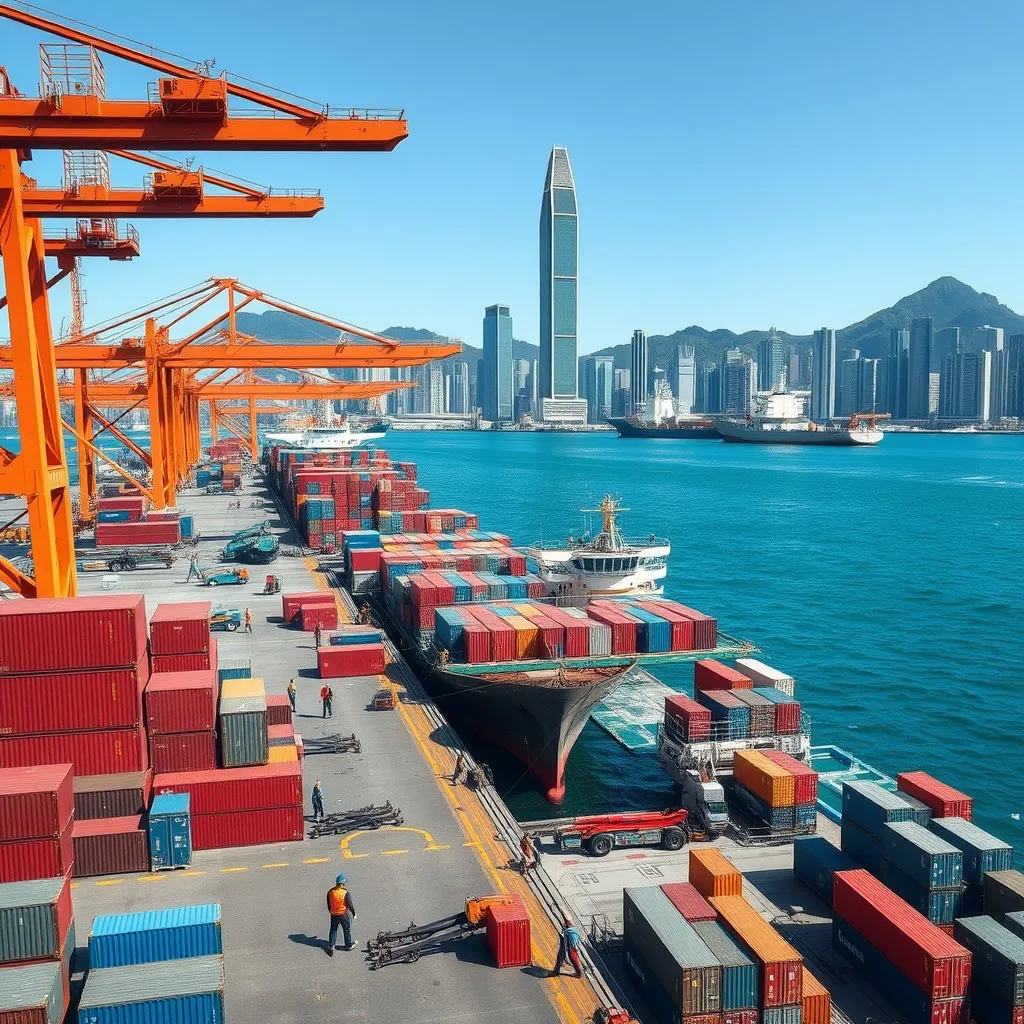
[878,821,963,925]
[434,607,467,656]
[147,793,192,872]
[697,690,749,740]
[840,781,918,874]
[952,916,1024,1024]
[623,605,672,653]
[928,817,1015,918]
[792,836,859,906]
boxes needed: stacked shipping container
[731,750,818,834]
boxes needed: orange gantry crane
[0,4,414,597]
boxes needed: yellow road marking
[380,849,408,856]
[136,876,164,883]
[179,871,206,877]
[423,844,451,852]
[70,883,80,889]
[262,862,289,869]
[341,849,369,860]
[303,857,331,864]
[95,879,123,887]
[219,867,248,874]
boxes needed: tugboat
[524,496,670,599]
[714,393,885,446]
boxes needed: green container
[219,694,268,768]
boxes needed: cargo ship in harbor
[608,416,719,440]
[714,393,884,447]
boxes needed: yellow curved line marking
[95,879,122,887]
[339,824,441,860]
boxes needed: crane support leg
[210,401,219,444]
[145,321,176,510]
[0,151,76,597]
[248,395,258,459]
[73,370,96,517]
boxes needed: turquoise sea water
[380,430,1024,855]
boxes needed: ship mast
[580,494,630,552]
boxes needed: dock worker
[320,684,330,718]
[186,554,201,582]
[244,608,253,633]
[451,751,467,786]
[325,873,357,955]
[520,831,537,874]
[287,679,297,712]
[551,916,583,978]
[311,780,325,821]
[314,622,324,650]
[325,685,334,718]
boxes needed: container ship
[264,444,754,802]
[714,393,885,447]
[609,416,719,440]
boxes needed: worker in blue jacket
[551,916,583,978]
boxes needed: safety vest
[327,885,349,916]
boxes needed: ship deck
[60,479,604,1024]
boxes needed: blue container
[179,514,194,540]
[793,836,859,906]
[342,529,380,552]
[148,793,192,871]
[833,917,956,1024]
[840,819,883,874]
[196,470,210,487]
[622,605,672,653]
[77,954,224,1022]
[842,780,917,837]
[795,803,817,829]
[434,607,466,655]
[216,658,251,683]
[733,781,795,831]
[961,884,984,918]
[878,861,961,924]
[927,817,1014,885]
[894,792,934,826]
[97,510,131,523]
[696,690,749,739]
[763,1007,802,1024]
[330,629,383,646]
[952,917,1024,1008]
[753,686,796,706]
[690,920,757,1010]
[441,573,472,604]
[88,906,222,968]
[502,577,527,600]
[881,821,963,889]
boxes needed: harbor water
[378,430,1024,855]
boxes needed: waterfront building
[788,352,802,389]
[757,331,787,392]
[721,349,755,415]
[482,303,514,421]
[1005,334,1024,419]
[630,330,648,414]
[886,327,910,419]
[449,361,471,415]
[974,326,1006,421]
[859,358,880,413]
[539,146,586,424]
[810,328,837,423]
[675,345,695,415]
[839,349,862,415]
[695,362,719,413]
[611,386,630,417]
[907,317,933,419]
[582,355,613,423]
[943,351,992,421]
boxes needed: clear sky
[5,0,1023,351]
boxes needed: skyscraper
[1005,334,1024,420]
[482,304,513,421]
[449,361,471,415]
[582,356,613,423]
[811,328,837,423]
[858,358,880,414]
[675,346,696,415]
[539,147,586,424]
[757,331,787,392]
[721,349,755,415]
[886,327,910,419]
[839,350,862,415]
[630,330,648,413]
[695,363,719,414]
[907,317,933,419]
[944,351,992,421]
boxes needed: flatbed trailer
[76,546,176,572]
[553,809,703,857]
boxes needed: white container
[735,657,795,697]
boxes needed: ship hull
[713,419,883,446]
[385,611,624,803]
[608,417,720,440]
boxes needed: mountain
[380,328,538,370]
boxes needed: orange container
[733,749,795,808]
[506,615,540,660]
[689,847,743,898]
[709,895,803,1007]
[268,744,298,764]
[801,967,831,1024]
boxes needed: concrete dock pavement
[64,478,601,1024]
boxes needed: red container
[95,521,180,546]
[97,496,146,521]
[666,604,718,651]
[462,620,491,664]
[0,728,147,777]
[832,869,971,998]
[762,750,818,804]
[485,897,531,968]
[153,761,302,814]
[149,731,217,774]
[268,722,295,743]
[661,881,718,922]
[0,821,74,882]
[897,772,973,821]
[664,695,711,741]
[299,602,338,632]
[0,660,149,735]
[317,643,385,678]
[266,694,292,726]
[72,816,149,877]
[466,607,515,662]
[773,698,802,735]
[531,613,565,659]
[149,602,212,656]
[694,659,752,691]
[281,592,333,623]
[349,548,382,572]
[639,601,696,652]
[190,805,304,851]
[585,605,637,654]
[544,606,589,658]
[144,669,217,734]
[409,576,438,609]
[151,648,214,673]
[73,771,152,821]
[0,594,147,674]
[723,1012,759,1024]
[0,764,74,839]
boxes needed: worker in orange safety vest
[325,874,357,955]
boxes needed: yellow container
[514,603,540,619]
[689,847,743,898]
[220,676,266,701]
[733,748,795,807]
[505,615,540,660]
[268,744,298,763]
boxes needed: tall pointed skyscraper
[539,147,587,424]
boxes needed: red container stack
[149,602,212,659]
[584,604,638,654]
[265,694,292,727]
[71,815,149,877]
[668,604,718,650]
[95,521,181,547]
[0,764,75,882]
[896,772,973,821]
[761,750,819,804]
[485,896,531,968]
[694,659,752,691]
[317,643,386,679]
[96,495,147,521]
[281,592,334,624]
[151,638,218,674]
[148,732,217,774]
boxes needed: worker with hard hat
[326,873,357,955]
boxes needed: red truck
[553,809,700,858]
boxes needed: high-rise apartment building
[582,355,613,423]
[886,328,910,419]
[907,317,933,419]
[695,363,720,414]
[810,328,837,423]
[720,349,755,415]
[943,351,992,421]
[1005,335,1024,420]
[675,346,695,415]
[757,331,787,392]
[539,147,586,424]
[481,304,514,421]
[839,349,862,415]
[448,361,471,415]
[630,330,648,414]
[858,358,880,413]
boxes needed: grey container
[881,820,963,889]
[623,886,722,1015]
[985,871,1024,920]
[952,916,1024,1007]
[927,817,1015,885]
[842,781,917,838]
[690,919,758,1010]
[0,960,65,1024]
[78,954,224,1023]
[1006,911,1024,943]
[219,694,268,768]
[0,876,67,964]
[893,791,933,826]
[217,657,251,683]
[763,1007,803,1024]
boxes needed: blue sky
[5,0,1023,351]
